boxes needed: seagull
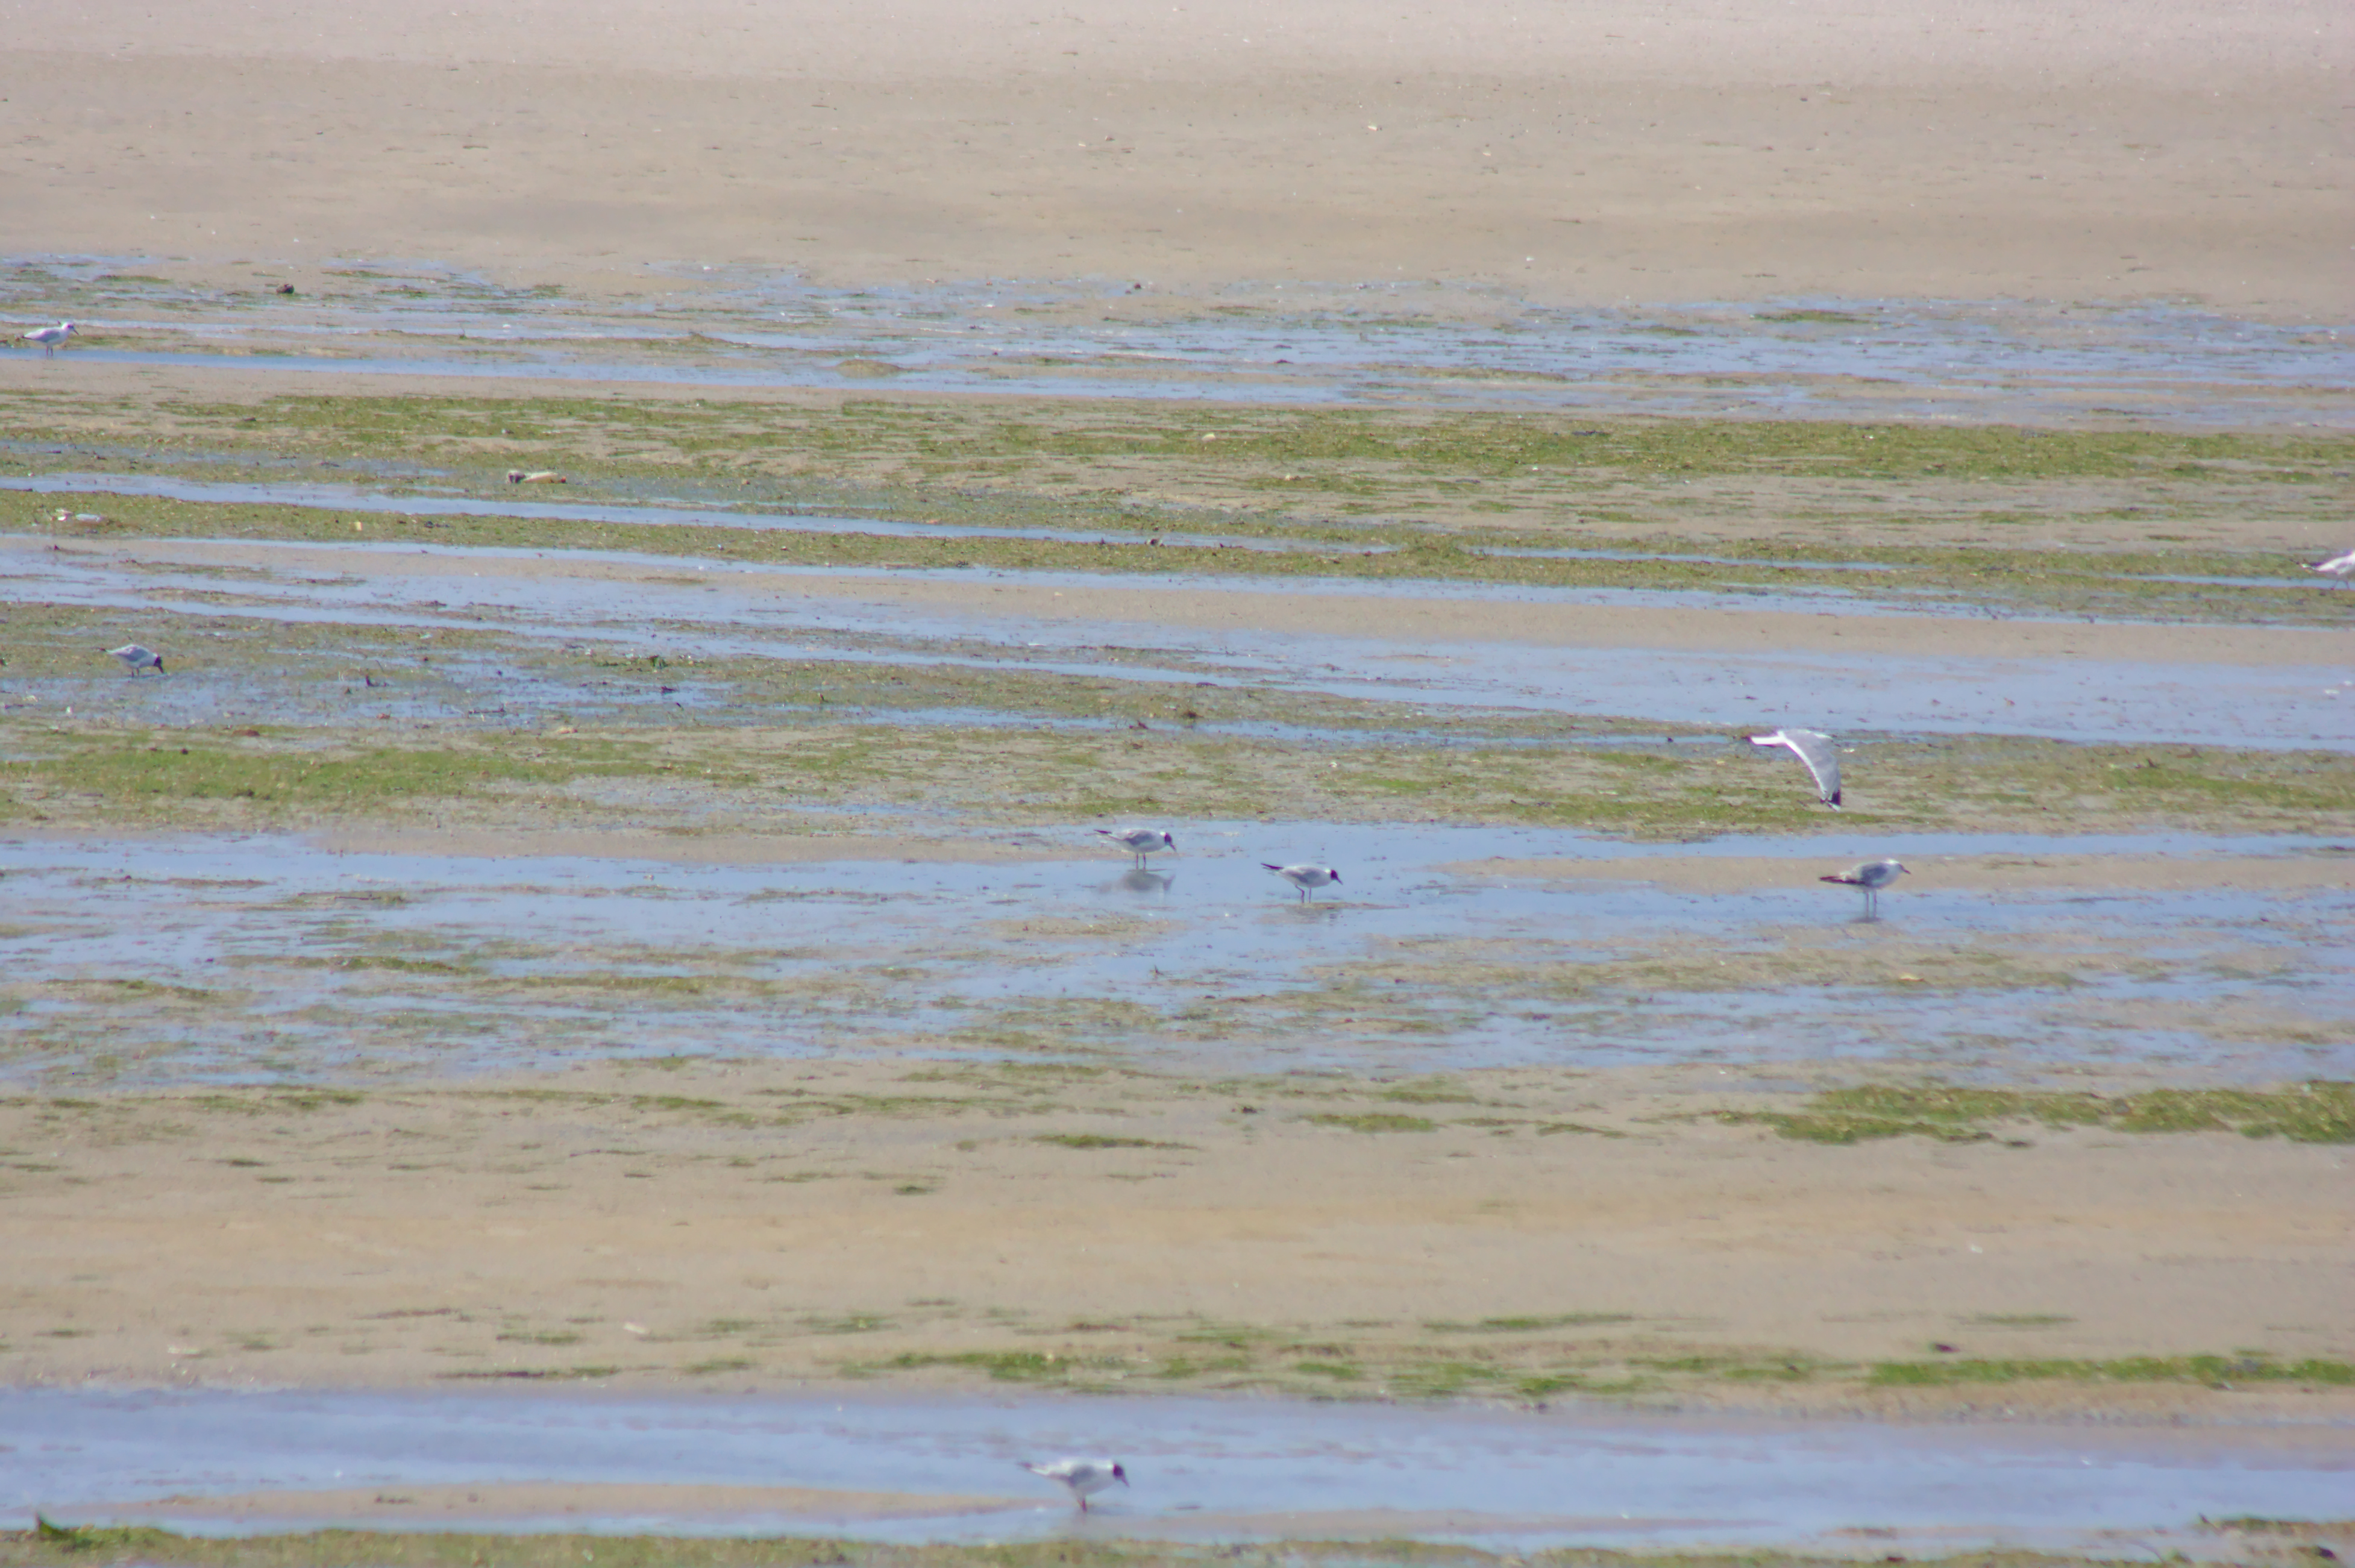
[22,321,75,357]
[2307,550,2355,586]
[1021,1457,1128,1511]
[1820,858,1907,918]
[1096,827,1176,867]
[1263,862,1340,902]
[1749,727,1842,808]
[106,644,165,676]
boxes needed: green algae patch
[14,379,2355,625]
[0,733,660,820]
[11,1522,2286,1568]
[1303,1112,1439,1134]
[17,482,2348,627]
[867,1349,1081,1382]
[1721,1080,2355,1145]
[165,389,2355,487]
[1032,1134,1193,1150]
[1426,1314,1637,1334]
[1869,1353,2355,1389]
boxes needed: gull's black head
[1112,1463,1129,1485]
[1329,870,1341,883]
[1159,833,1174,849]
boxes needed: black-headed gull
[1021,1457,1129,1511]
[106,644,165,676]
[1263,862,1340,902]
[22,321,75,357]
[1820,857,1907,918]
[2307,549,2355,587]
[1749,727,1842,808]
[1097,827,1175,866]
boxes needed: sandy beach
[8,0,2350,315]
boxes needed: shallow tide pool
[4,826,2348,1087]
[6,1388,2351,1555]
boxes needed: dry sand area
[7,0,2350,315]
[4,0,2355,1450]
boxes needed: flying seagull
[1096,827,1176,867]
[2307,549,2355,586]
[22,321,75,357]
[1750,727,1842,808]
[1821,858,1908,918]
[1263,862,1341,902]
[106,644,165,676]
[1021,1458,1129,1511]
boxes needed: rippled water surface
[9,536,2348,747]
[8,1388,2353,1554]
[4,826,2348,1087]
[10,262,2350,424]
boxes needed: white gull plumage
[106,643,165,676]
[1262,862,1340,902]
[1021,1457,1129,1511]
[1096,827,1176,867]
[1820,857,1907,918]
[1749,727,1842,808]
[22,321,76,357]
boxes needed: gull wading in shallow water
[1096,827,1176,867]
[106,644,165,676]
[1264,862,1340,902]
[1022,1457,1129,1511]
[2308,549,2355,586]
[1821,857,1908,918]
[21,321,75,357]
[1749,727,1842,808]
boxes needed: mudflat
[3,0,2353,1456]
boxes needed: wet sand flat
[18,533,2351,668]
[2,1058,2350,1414]
[99,1482,1029,1526]
[1464,851,2355,896]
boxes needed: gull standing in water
[1263,862,1340,902]
[22,321,75,357]
[2307,549,2355,586]
[106,644,165,676]
[1096,827,1176,867]
[1749,727,1842,808]
[1821,858,1907,918]
[1021,1458,1129,1511]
